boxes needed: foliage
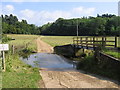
[40,14,120,36]
[2,34,12,43]
[76,55,120,81]
[1,14,41,35]
[2,14,120,36]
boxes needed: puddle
[20,53,76,71]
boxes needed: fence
[73,36,118,50]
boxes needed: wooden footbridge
[73,36,118,50]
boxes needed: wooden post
[77,37,78,47]
[115,36,117,48]
[102,37,104,47]
[2,51,5,71]
[93,37,95,50]
[73,37,76,57]
[12,45,14,54]
[104,37,106,47]
[83,49,85,53]
[86,37,88,49]
[80,37,82,47]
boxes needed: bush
[2,34,12,43]
[76,55,95,70]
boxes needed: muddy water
[20,53,75,71]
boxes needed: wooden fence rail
[73,36,118,50]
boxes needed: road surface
[36,37,119,88]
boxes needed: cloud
[19,6,96,26]
[20,9,35,19]
[2,5,95,26]
[72,7,95,16]
[2,5,15,14]
[0,4,2,15]
[19,9,71,26]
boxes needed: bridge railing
[73,36,118,49]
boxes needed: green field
[41,36,120,47]
[41,36,74,47]
[7,34,39,52]
[2,34,41,88]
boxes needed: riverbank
[2,34,42,88]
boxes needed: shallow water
[20,53,76,71]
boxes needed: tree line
[41,14,120,36]
[1,14,120,36]
[1,14,40,35]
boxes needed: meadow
[41,36,74,47]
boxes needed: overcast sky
[1,0,119,26]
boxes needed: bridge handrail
[73,36,118,49]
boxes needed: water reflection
[20,53,75,71]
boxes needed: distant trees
[1,14,120,36]
[1,14,40,35]
[41,14,120,36]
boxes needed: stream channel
[20,53,76,71]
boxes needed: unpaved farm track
[36,37,53,53]
[37,37,119,88]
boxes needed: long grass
[7,34,39,52]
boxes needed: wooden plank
[105,45,115,46]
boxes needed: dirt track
[36,37,53,53]
[36,37,119,88]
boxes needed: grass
[7,34,39,52]
[41,36,74,47]
[0,55,2,89]
[2,34,41,88]
[41,36,120,47]
[3,53,41,88]
[103,49,120,59]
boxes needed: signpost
[0,44,9,71]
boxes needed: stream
[20,53,76,71]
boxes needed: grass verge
[3,53,41,88]
[2,34,41,88]
[103,49,120,59]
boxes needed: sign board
[0,44,9,51]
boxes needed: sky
[1,0,120,26]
